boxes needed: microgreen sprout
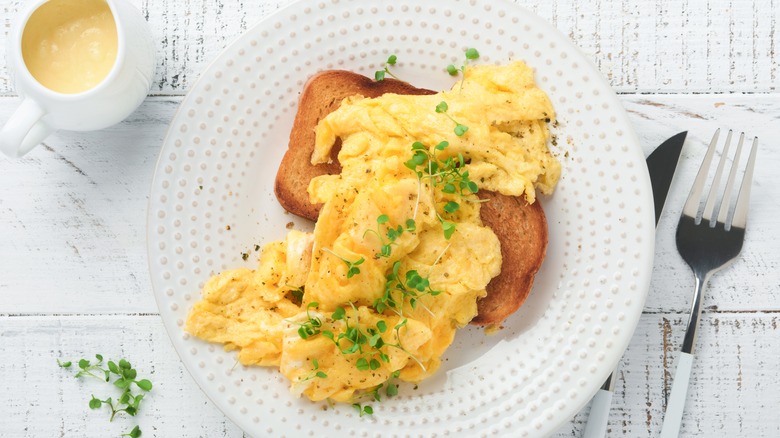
[404,140,482,239]
[289,287,304,305]
[353,403,374,416]
[319,303,425,377]
[58,354,152,436]
[435,101,469,137]
[297,302,323,340]
[375,260,442,315]
[446,47,480,89]
[375,54,400,81]
[348,369,402,417]
[364,215,417,259]
[301,358,328,382]
[321,248,365,278]
[121,426,142,438]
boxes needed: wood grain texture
[1,313,777,437]
[1,0,779,435]
[0,0,777,95]
[552,313,780,437]
[0,316,245,438]
[0,94,777,437]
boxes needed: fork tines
[681,129,759,230]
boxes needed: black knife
[648,131,688,224]
[582,131,687,438]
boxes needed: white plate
[147,0,654,436]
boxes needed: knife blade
[582,131,686,438]
[648,131,687,224]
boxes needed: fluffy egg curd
[186,61,561,404]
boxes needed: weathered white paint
[0,313,777,437]
[0,0,778,95]
[0,0,778,436]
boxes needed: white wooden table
[1,1,778,436]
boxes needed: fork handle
[660,352,695,438]
[583,388,613,438]
[681,273,708,355]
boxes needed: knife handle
[583,388,613,438]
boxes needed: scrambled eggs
[186,61,560,403]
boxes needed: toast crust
[274,70,549,326]
[275,70,436,221]
[471,191,548,326]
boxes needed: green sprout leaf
[290,287,304,304]
[60,355,153,428]
[446,64,458,75]
[454,124,469,136]
[442,221,457,240]
[136,379,153,391]
[375,54,401,81]
[122,426,142,438]
[435,101,449,113]
[443,201,460,214]
[332,306,346,321]
[465,48,480,60]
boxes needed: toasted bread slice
[275,70,548,326]
[275,70,436,221]
[469,191,547,326]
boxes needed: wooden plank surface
[1,0,778,436]
[0,0,778,95]
[1,312,777,437]
[1,94,778,437]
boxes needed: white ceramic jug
[0,0,155,158]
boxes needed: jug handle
[0,98,53,158]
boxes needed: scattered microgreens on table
[121,426,142,438]
[375,54,400,81]
[58,354,152,437]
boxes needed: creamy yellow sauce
[22,0,117,94]
[187,62,561,403]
